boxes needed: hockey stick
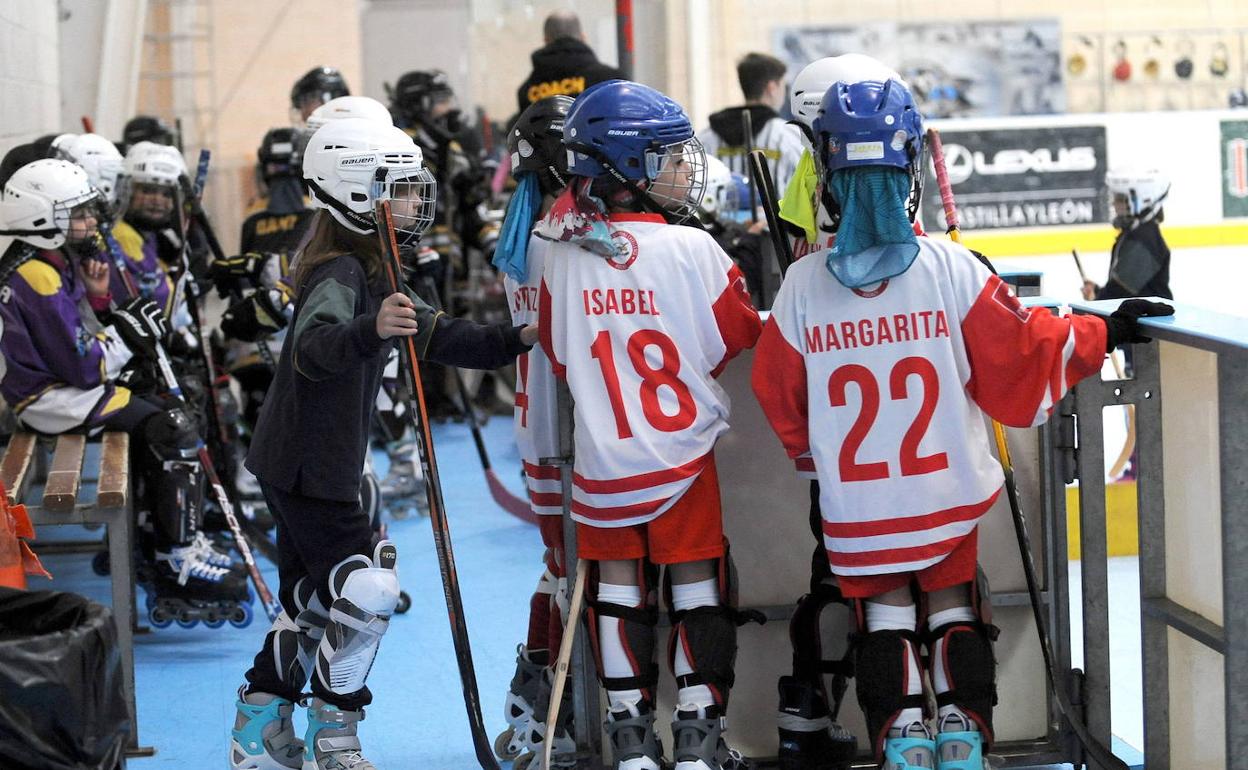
[1071,250,1135,478]
[373,195,500,770]
[414,270,537,525]
[182,151,279,370]
[543,558,588,770]
[928,127,1128,770]
[182,152,281,560]
[103,219,280,617]
[741,110,758,223]
[746,148,796,276]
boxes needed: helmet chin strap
[305,178,377,234]
[572,143,686,225]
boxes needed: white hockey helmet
[789,54,901,133]
[55,133,125,205]
[0,159,100,249]
[123,141,187,187]
[306,96,394,132]
[302,117,435,244]
[1105,167,1169,221]
[700,155,746,218]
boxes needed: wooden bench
[1,430,148,756]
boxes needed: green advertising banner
[1223,120,1248,219]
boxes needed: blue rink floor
[28,415,1141,769]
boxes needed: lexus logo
[940,143,1098,185]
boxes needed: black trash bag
[0,588,129,770]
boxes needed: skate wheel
[494,728,520,760]
[149,605,174,629]
[176,616,198,629]
[203,616,226,629]
[228,602,252,628]
[513,751,537,770]
[91,550,110,576]
[395,591,412,615]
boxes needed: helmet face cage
[643,137,707,224]
[372,168,437,246]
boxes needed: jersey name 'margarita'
[754,237,1107,576]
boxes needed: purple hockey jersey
[0,248,134,433]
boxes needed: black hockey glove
[220,288,290,342]
[209,252,271,297]
[116,358,160,397]
[1102,298,1175,352]
[111,297,169,360]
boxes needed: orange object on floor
[0,481,49,588]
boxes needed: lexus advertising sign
[921,125,1109,230]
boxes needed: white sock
[597,582,644,710]
[864,602,925,733]
[671,578,720,710]
[927,606,978,728]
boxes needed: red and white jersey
[753,237,1106,577]
[539,213,761,528]
[505,238,562,516]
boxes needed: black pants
[244,479,376,710]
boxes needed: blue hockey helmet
[813,78,923,175]
[563,80,706,222]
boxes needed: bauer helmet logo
[339,154,378,168]
[607,129,641,137]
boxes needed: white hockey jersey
[505,238,562,516]
[539,213,761,528]
[753,238,1106,576]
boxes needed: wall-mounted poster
[918,125,1109,230]
[1222,120,1248,219]
[774,20,1064,118]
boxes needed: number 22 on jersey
[829,356,948,482]
[589,329,696,440]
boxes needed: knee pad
[853,629,927,758]
[587,561,660,703]
[150,459,205,544]
[789,579,854,713]
[315,540,400,696]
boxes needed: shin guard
[588,562,661,706]
[314,541,399,698]
[854,628,927,760]
[925,577,999,748]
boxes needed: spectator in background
[698,52,804,195]
[515,10,623,115]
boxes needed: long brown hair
[290,210,384,296]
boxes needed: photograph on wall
[774,19,1064,118]
[1222,120,1248,219]
[918,125,1109,230]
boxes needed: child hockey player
[771,53,903,770]
[111,141,187,320]
[753,76,1173,770]
[491,94,577,765]
[229,117,537,770]
[1082,167,1172,302]
[537,80,762,770]
[0,159,248,626]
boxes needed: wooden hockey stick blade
[486,468,539,525]
[544,560,588,769]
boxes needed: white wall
[0,0,61,159]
